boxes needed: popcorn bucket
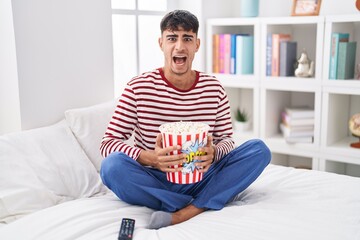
[159,122,210,184]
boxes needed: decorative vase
[234,121,251,132]
[240,0,259,17]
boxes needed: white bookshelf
[206,15,360,177]
[206,18,261,145]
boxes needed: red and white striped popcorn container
[159,122,210,184]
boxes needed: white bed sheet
[1,164,360,240]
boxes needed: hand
[138,134,186,173]
[194,135,215,173]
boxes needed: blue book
[236,35,254,74]
[230,34,237,74]
[266,33,272,76]
[329,32,349,79]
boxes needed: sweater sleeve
[212,86,235,162]
[99,85,141,160]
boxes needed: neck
[163,68,196,90]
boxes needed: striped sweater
[100,68,235,163]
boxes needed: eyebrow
[165,34,194,38]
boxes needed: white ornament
[294,52,315,78]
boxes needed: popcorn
[159,122,210,184]
[159,122,210,134]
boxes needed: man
[100,10,271,229]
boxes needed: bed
[1,101,360,240]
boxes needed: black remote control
[118,218,135,240]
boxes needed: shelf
[261,89,320,146]
[323,80,360,91]
[322,136,360,158]
[320,154,360,178]
[261,16,324,25]
[206,18,261,77]
[261,77,321,91]
[321,92,360,155]
[271,152,316,170]
[207,18,260,26]
[322,15,360,82]
[261,17,324,80]
[226,87,260,138]
[206,15,359,176]
[214,73,259,88]
[265,135,318,157]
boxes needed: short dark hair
[160,10,199,35]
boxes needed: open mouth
[173,56,187,65]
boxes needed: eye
[167,37,177,42]
[184,37,193,42]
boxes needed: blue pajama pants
[100,139,271,212]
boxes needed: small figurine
[294,51,315,78]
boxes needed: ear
[158,37,163,51]
[195,38,200,52]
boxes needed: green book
[329,33,349,79]
[337,42,357,79]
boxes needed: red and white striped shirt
[100,68,235,163]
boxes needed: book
[212,34,220,73]
[281,123,314,131]
[236,35,254,74]
[281,112,314,127]
[219,34,225,73]
[266,33,272,76]
[280,123,314,138]
[285,106,315,119]
[224,34,231,74]
[271,33,291,76]
[337,41,357,79]
[285,136,314,144]
[279,41,297,76]
[242,35,254,74]
[230,34,237,74]
[328,32,350,79]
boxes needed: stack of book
[266,33,298,77]
[212,33,254,75]
[328,32,357,80]
[280,106,314,143]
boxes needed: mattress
[1,164,360,240]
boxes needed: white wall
[0,0,21,134]
[7,0,114,131]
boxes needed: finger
[158,153,186,165]
[155,134,163,148]
[194,154,213,162]
[159,157,185,172]
[162,166,183,173]
[198,135,214,153]
[197,163,211,173]
[206,135,213,146]
[195,159,211,168]
[158,145,182,157]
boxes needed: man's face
[158,28,200,76]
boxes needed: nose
[175,39,185,51]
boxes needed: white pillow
[64,100,117,171]
[0,120,104,224]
